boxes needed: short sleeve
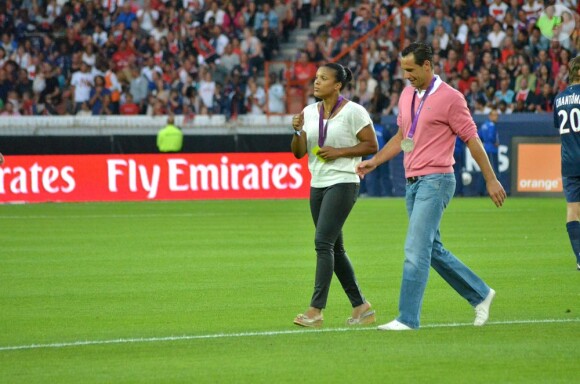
[349,103,373,134]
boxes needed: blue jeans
[397,173,491,329]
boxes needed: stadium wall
[0,113,559,200]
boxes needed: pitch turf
[0,197,578,383]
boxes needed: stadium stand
[0,0,578,123]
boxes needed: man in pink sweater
[356,41,506,330]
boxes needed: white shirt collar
[416,75,442,98]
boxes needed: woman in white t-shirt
[487,21,506,49]
[70,61,94,110]
[198,70,216,111]
[244,77,265,114]
[291,62,378,328]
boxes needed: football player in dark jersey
[553,56,580,271]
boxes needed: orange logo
[516,143,562,192]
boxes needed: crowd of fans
[0,0,578,120]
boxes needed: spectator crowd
[0,0,578,120]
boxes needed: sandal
[346,307,376,326]
[293,313,323,328]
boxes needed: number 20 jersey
[554,83,580,177]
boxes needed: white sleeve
[350,103,373,134]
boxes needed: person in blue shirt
[478,110,500,195]
[115,3,137,29]
[88,76,111,115]
[253,3,279,30]
[553,55,580,271]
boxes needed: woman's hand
[292,112,304,132]
[316,146,342,161]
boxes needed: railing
[330,0,417,68]
[0,114,294,136]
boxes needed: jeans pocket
[415,175,454,203]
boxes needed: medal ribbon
[318,96,344,147]
[408,77,437,140]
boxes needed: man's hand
[355,159,377,179]
[487,179,507,207]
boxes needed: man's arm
[466,136,506,207]
[356,127,403,178]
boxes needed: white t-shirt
[455,23,469,44]
[268,83,285,113]
[302,100,373,188]
[204,9,226,25]
[213,34,230,56]
[198,80,216,108]
[487,30,506,48]
[489,2,509,22]
[71,71,94,102]
[137,9,159,32]
[245,85,266,114]
[522,1,543,22]
[141,65,163,82]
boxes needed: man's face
[401,53,431,90]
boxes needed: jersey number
[559,108,580,134]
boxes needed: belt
[406,176,420,184]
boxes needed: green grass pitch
[0,197,578,383]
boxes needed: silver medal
[401,138,415,153]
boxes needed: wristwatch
[294,130,303,136]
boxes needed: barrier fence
[0,153,310,203]
[0,112,562,202]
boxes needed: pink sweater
[397,77,478,177]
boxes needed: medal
[404,77,437,154]
[318,96,344,147]
[401,138,414,153]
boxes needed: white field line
[0,207,538,220]
[1,318,578,352]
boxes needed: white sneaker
[474,288,496,326]
[377,319,413,331]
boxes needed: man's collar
[416,75,442,97]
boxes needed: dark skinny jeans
[309,183,366,309]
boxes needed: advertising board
[0,153,310,203]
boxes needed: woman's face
[313,66,341,99]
